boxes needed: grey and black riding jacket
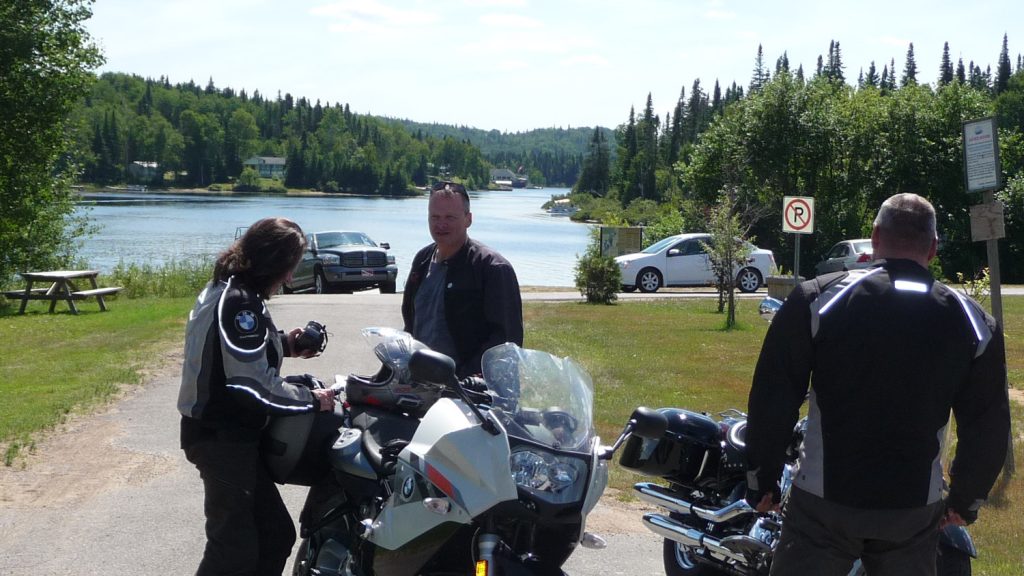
[178,277,315,448]
[746,259,1010,519]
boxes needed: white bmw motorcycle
[265,328,618,576]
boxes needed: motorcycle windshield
[482,343,595,452]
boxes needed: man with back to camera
[401,181,523,378]
[744,193,1010,575]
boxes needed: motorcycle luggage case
[263,405,347,486]
[619,408,721,481]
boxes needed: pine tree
[750,45,769,92]
[830,41,845,83]
[939,41,953,86]
[669,86,685,161]
[901,43,918,86]
[795,65,804,84]
[684,79,707,143]
[864,61,879,88]
[638,93,659,200]
[712,80,723,115]
[816,54,824,77]
[880,65,890,94]
[996,33,1012,94]
[823,41,834,78]
[956,58,966,84]
[775,51,790,75]
[577,126,606,195]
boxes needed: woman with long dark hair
[178,217,334,575]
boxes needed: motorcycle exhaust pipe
[634,482,756,523]
[643,513,750,565]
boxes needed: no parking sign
[783,196,814,234]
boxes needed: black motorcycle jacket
[746,260,1010,519]
[178,277,315,447]
[401,237,523,377]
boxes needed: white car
[615,233,775,293]
[815,239,873,276]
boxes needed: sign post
[782,196,815,288]
[963,116,1013,476]
[963,117,1004,327]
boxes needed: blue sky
[86,0,1021,133]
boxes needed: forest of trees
[71,74,603,193]
[391,120,613,187]
[72,73,497,193]
[572,36,1024,282]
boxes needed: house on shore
[128,160,160,182]
[243,156,286,179]
[490,167,527,189]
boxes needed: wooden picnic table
[3,270,123,314]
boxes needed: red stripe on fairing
[426,463,455,499]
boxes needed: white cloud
[705,9,736,20]
[879,35,913,49]
[497,59,531,70]
[464,0,528,6]
[561,54,608,67]
[479,13,544,28]
[310,0,439,30]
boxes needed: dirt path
[0,345,651,537]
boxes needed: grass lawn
[525,297,1024,576]
[0,293,1020,573]
[0,297,193,464]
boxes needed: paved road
[0,291,667,576]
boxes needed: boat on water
[547,197,578,216]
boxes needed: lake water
[75,187,592,289]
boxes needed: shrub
[233,167,260,192]
[574,231,620,304]
[108,258,213,298]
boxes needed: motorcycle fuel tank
[619,408,722,482]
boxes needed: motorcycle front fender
[939,524,977,558]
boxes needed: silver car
[815,239,874,276]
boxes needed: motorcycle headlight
[510,448,587,504]
[320,254,340,266]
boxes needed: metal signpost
[962,117,1004,327]
[962,116,1013,475]
[782,196,815,287]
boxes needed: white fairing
[368,398,517,550]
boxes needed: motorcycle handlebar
[460,376,488,393]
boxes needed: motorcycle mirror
[758,297,783,323]
[409,349,457,387]
[630,407,668,439]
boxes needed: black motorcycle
[617,405,976,575]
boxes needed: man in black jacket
[402,181,523,377]
[745,193,1010,576]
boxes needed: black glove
[744,470,780,510]
[284,373,325,390]
[946,493,980,525]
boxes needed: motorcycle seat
[349,405,420,474]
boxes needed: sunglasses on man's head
[431,181,468,196]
